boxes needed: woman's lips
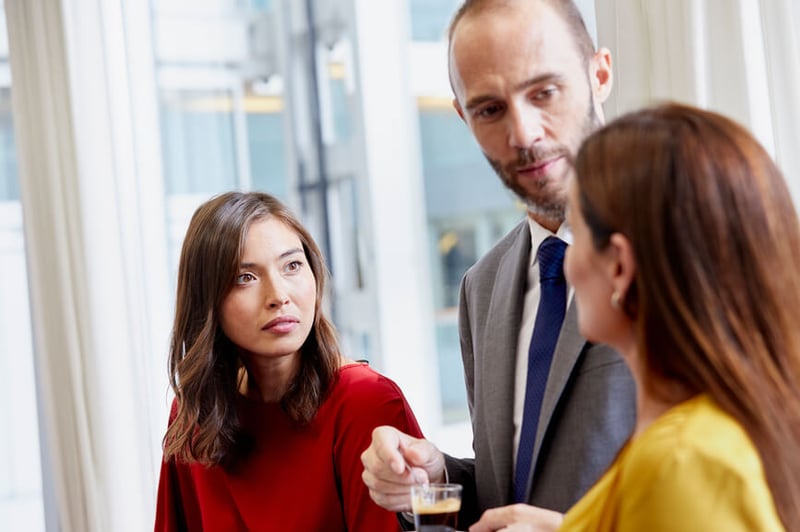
[262,316,300,334]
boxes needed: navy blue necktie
[513,236,568,503]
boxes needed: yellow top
[560,395,783,531]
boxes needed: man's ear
[590,47,613,105]
[608,232,635,299]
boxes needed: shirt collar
[527,216,573,267]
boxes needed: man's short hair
[447,0,595,66]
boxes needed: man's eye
[475,103,503,119]
[534,87,558,100]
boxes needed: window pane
[159,90,239,194]
[246,95,289,199]
[154,1,293,201]
[409,0,461,42]
[418,104,522,424]
[0,87,18,200]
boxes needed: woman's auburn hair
[162,191,342,467]
[574,102,800,528]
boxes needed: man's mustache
[506,147,569,173]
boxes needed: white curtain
[6,0,170,530]
[596,0,800,203]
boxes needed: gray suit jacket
[445,220,636,526]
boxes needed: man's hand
[468,504,564,532]
[360,426,446,511]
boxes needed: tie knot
[537,236,567,283]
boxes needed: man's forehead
[451,0,554,40]
[450,1,565,66]
[449,3,578,93]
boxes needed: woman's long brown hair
[163,192,341,466]
[575,103,800,528]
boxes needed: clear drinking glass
[410,483,462,532]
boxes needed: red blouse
[155,363,423,531]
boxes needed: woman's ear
[608,232,636,300]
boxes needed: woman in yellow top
[556,103,800,531]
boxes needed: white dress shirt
[512,217,573,468]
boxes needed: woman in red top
[155,192,423,531]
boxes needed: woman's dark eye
[235,273,256,284]
[286,260,303,272]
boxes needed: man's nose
[508,104,545,149]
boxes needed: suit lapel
[529,301,585,488]
[481,221,531,501]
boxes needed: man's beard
[486,102,602,222]
[487,146,570,221]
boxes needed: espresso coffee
[413,497,460,532]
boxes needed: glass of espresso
[410,483,462,532]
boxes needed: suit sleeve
[447,272,481,526]
[458,271,476,419]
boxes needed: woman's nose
[264,280,290,308]
[267,295,289,309]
